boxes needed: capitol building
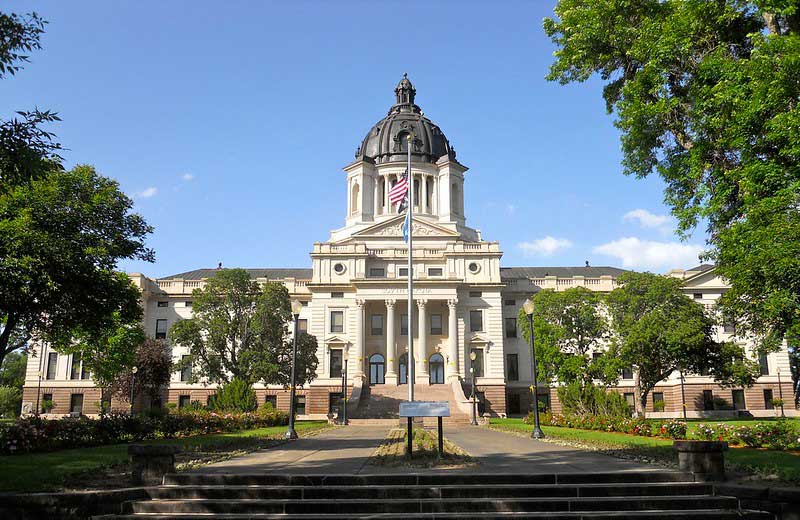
[22,76,795,420]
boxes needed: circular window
[468,262,480,274]
[334,263,346,275]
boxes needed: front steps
[103,472,769,519]
[351,382,472,424]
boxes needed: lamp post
[130,366,138,416]
[778,368,785,418]
[341,350,349,425]
[469,351,478,426]
[286,299,303,440]
[523,298,545,439]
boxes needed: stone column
[373,178,380,215]
[447,299,459,381]
[354,299,365,380]
[416,299,428,383]
[385,299,397,385]
[422,174,429,213]
[383,175,390,213]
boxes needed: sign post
[399,401,450,457]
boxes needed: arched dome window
[351,182,360,214]
[451,182,460,215]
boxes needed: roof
[687,264,715,273]
[500,266,628,279]
[162,268,313,281]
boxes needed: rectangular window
[652,392,665,411]
[469,291,482,298]
[330,311,344,333]
[764,389,774,410]
[184,300,193,307]
[427,267,443,277]
[430,314,442,335]
[400,314,408,336]
[723,320,736,334]
[703,390,714,411]
[295,395,306,415]
[624,393,635,410]
[592,352,603,360]
[371,314,384,336]
[42,393,53,413]
[368,267,385,278]
[329,392,343,414]
[693,293,703,300]
[507,392,521,415]
[69,393,84,415]
[264,395,277,409]
[621,366,634,380]
[470,348,484,378]
[46,352,58,380]
[180,355,192,382]
[469,310,483,332]
[398,267,408,277]
[504,299,516,306]
[157,301,168,307]
[70,354,82,380]
[331,292,344,298]
[178,395,191,408]
[505,317,517,338]
[537,393,551,413]
[758,354,769,376]
[330,349,343,378]
[732,389,746,410]
[298,319,308,333]
[506,353,519,381]
[155,319,168,339]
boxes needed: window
[70,354,82,380]
[295,395,306,415]
[430,314,442,335]
[42,393,53,413]
[46,352,58,380]
[371,314,384,336]
[157,301,168,307]
[400,314,408,336]
[185,300,193,307]
[329,392,343,414]
[470,348,484,377]
[621,366,634,380]
[693,293,703,300]
[329,349,343,378]
[428,268,443,277]
[155,319,168,339]
[703,390,714,411]
[723,319,736,334]
[506,354,519,381]
[504,299,516,306]
[398,267,409,277]
[758,354,769,376]
[330,311,344,333]
[468,262,479,274]
[264,395,277,409]
[333,263,346,274]
[592,352,603,360]
[469,291,482,298]
[732,389,746,410]
[298,319,308,333]
[180,355,192,382]
[505,317,517,338]
[507,392,521,415]
[764,389,774,409]
[150,397,161,410]
[537,393,551,413]
[368,267,385,278]
[70,394,84,415]
[624,393,635,410]
[331,292,344,298]
[469,310,483,332]
[178,395,191,408]
[652,392,665,411]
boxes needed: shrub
[557,382,631,419]
[653,400,666,412]
[209,379,258,412]
[0,386,22,418]
[40,399,54,413]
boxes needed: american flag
[388,171,409,207]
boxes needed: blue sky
[2,1,706,278]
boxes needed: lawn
[490,418,800,483]
[0,420,330,493]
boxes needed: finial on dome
[395,73,416,106]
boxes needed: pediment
[352,215,459,239]
[325,335,350,345]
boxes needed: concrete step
[106,511,771,519]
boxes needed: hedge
[526,412,688,440]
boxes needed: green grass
[490,418,800,483]
[0,421,329,493]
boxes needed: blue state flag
[402,207,410,243]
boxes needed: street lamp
[341,349,349,425]
[286,299,303,440]
[523,298,545,439]
[130,366,138,416]
[778,368,785,418]
[469,351,478,426]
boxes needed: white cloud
[181,173,194,181]
[518,236,573,257]
[592,237,703,270]
[623,208,672,230]
[136,186,158,198]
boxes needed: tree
[518,287,609,386]
[544,1,800,350]
[0,350,27,389]
[170,269,318,386]
[0,11,46,79]
[0,165,154,368]
[605,272,761,417]
[110,339,173,405]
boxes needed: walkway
[197,425,656,475]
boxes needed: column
[385,299,397,384]
[354,299,365,380]
[373,178,380,215]
[447,299,459,381]
[416,299,428,383]
[422,174,429,213]
[383,175,390,214]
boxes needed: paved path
[197,425,657,475]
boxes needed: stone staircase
[349,382,472,425]
[102,472,770,519]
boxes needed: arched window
[429,353,444,384]
[351,182,360,214]
[369,353,385,385]
[399,353,408,385]
[451,183,459,214]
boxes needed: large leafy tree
[606,272,762,417]
[0,165,154,367]
[170,269,318,386]
[518,287,610,385]
[109,339,173,405]
[544,1,800,350]
[0,350,27,389]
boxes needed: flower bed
[694,420,800,450]
[526,412,688,440]
[0,408,288,455]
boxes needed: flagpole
[406,133,414,403]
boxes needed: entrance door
[399,353,407,385]
[369,354,385,385]
[429,353,444,384]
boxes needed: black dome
[355,74,456,165]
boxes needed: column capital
[385,299,396,309]
[355,299,365,308]
[447,299,458,309]
[416,299,428,309]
